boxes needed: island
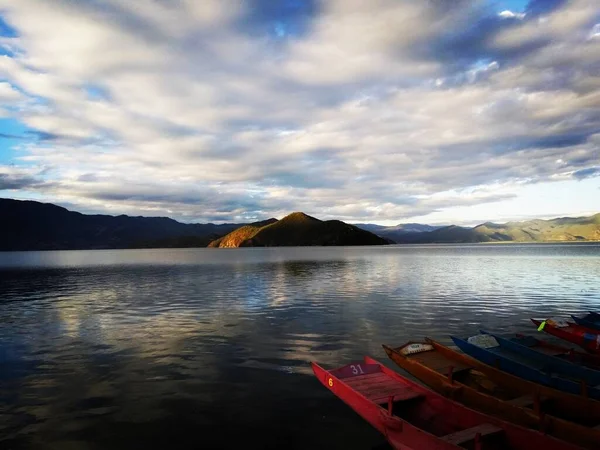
[208,212,389,247]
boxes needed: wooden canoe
[514,333,600,370]
[312,357,582,449]
[572,313,600,331]
[451,334,600,400]
[383,340,600,449]
[532,319,600,354]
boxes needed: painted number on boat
[351,364,365,375]
[328,378,333,387]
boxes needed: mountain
[208,212,390,247]
[471,214,600,242]
[0,198,242,250]
[393,214,600,243]
[355,223,439,234]
[2,198,598,250]
[207,219,278,248]
[354,222,442,242]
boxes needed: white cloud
[282,0,444,84]
[0,0,598,223]
[498,10,525,20]
[494,0,597,49]
[0,81,21,101]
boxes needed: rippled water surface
[1,244,599,449]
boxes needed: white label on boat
[401,343,434,355]
[467,334,499,348]
[547,318,569,328]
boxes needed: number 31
[351,364,364,375]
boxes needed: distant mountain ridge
[354,223,442,242]
[0,198,242,250]
[208,212,389,247]
[1,198,598,250]
[391,214,600,243]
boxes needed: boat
[383,340,600,449]
[572,313,600,331]
[531,318,600,354]
[480,331,600,386]
[451,333,600,399]
[311,356,582,449]
[513,333,600,370]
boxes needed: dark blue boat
[451,332,600,400]
[486,331,600,382]
[513,332,600,370]
[572,312,600,331]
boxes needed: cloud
[498,11,526,20]
[494,0,598,50]
[0,132,23,139]
[0,165,52,190]
[0,0,598,222]
[0,81,21,101]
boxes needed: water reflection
[0,244,599,449]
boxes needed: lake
[1,244,599,449]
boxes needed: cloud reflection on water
[0,245,599,448]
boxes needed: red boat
[531,319,600,354]
[312,356,582,450]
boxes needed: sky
[0,0,598,226]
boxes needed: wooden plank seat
[506,394,547,408]
[344,373,424,404]
[440,423,504,445]
[409,350,472,376]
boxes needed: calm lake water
[1,244,599,449]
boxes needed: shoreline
[1,240,600,253]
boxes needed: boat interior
[402,345,600,427]
[484,341,600,387]
[513,335,600,369]
[404,346,523,400]
[337,363,510,449]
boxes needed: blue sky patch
[492,0,528,13]
[0,118,29,164]
[84,84,111,101]
[0,16,17,38]
[238,0,318,39]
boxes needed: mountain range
[378,215,600,243]
[1,198,598,250]
[353,223,442,243]
[0,198,240,250]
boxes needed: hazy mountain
[471,214,600,242]
[393,214,600,243]
[354,223,438,233]
[354,222,441,242]
[0,198,242,250]
[209,212,389,247]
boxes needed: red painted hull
[312,356,581,450]
[531,319,600,354]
